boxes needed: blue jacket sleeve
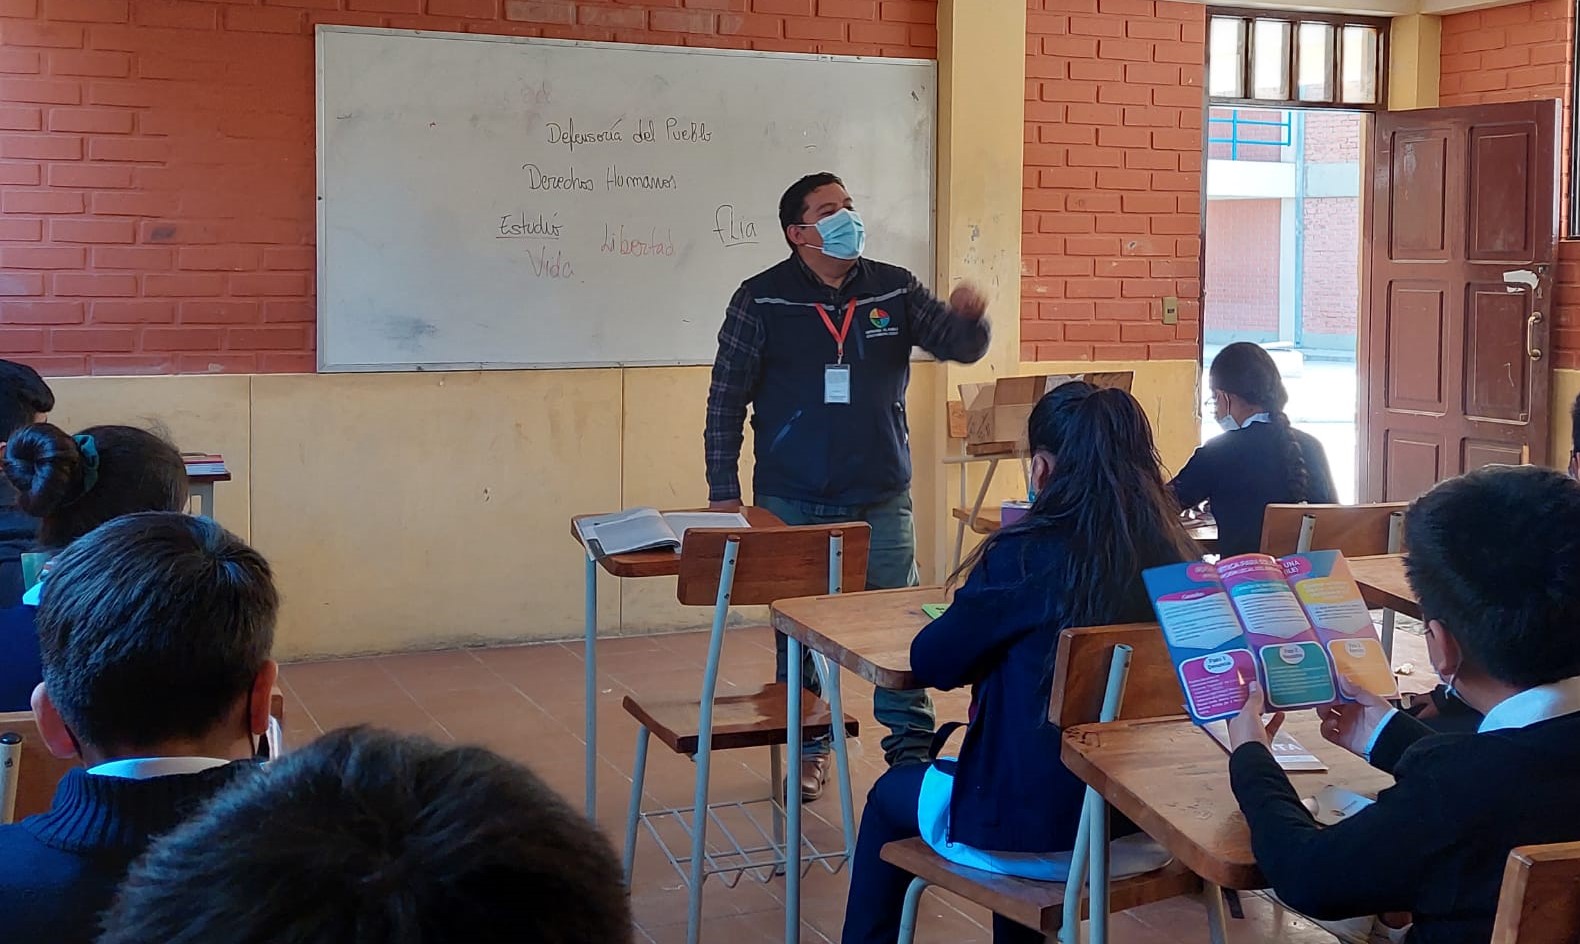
[910,536,1056,691]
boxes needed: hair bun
[2,423,84,517]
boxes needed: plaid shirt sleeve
[907,275,991,364]
[704,286,765,502]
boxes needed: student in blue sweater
[1171,342,1337,557]
[0,422,188,711]
[100,728,633,944]
[841,381,1199,944]
[0,512,279,944]
[0,359,54,609]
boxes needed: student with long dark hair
[0,423,188,710]
[841,381,1198,944]
[0,360,55,608]
[1171,342,1337,557]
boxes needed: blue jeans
[841,764,1043,944]
[757,493,936,768]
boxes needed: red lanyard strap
[815,298,857,364]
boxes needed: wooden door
[1360,100,1560,502]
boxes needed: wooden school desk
[1350,554,1419,619]
[769,585,939,935]
[770,585,937,692]
[182,454,230,519]
[1061,713,1393,895]
[569,506,782,821]
[951,504,1220,555]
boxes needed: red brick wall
[1301,196,1358,337]
[1203,198,1279,337]
[1020,0,1205,363]
[1301,111,1359,339]
[0,0,937,376]
[1304,110,1359,163]
[1439,0,1579,367]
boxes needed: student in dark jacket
[841,381,1199,944]
[1171,342,1337,557]
[0,359,54,609]
[0,512,279,944]
[0,423,188,711]
[1225,465,1580,944]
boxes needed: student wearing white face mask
[704,172,991,801]
[1169,341,1337,558]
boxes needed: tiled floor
[277,626,1386,944]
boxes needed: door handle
[1528,311,1544,361]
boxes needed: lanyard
[815,298,857,364]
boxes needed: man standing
[705,172,990,800]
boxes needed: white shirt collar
[1241,412,1272,427]
[1479,675,1580,733]
[87,756,232,780]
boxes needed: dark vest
[744,257,917,506]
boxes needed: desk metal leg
[584,556,598,821]
[1203,884,1230,944]
[813,652,857,859]
[785,636,804,943]
[1089,801,1109,944]
[190,482,214,519]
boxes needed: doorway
[1201,105,1365,502]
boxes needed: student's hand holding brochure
[1143,550,1397,724]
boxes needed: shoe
[799,755,830,802]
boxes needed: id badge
[824,364,851,404]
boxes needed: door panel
[1383,432,1442,501]
[1463,439,1526,470]
[1383,284,1446,413]
[1389,131,1450,260]
[1467,124,1535,260]
[1464,285,1531,423]
[1360,100,1559,502]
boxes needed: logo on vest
[865,308,899,339]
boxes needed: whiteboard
[316,27,937,371]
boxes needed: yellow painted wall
[40,366,944,659]
[1552,369,1579,463]
[1388,14,1442,110]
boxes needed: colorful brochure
[1144,550,1397,723]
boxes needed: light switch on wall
[1162,296,1179,325]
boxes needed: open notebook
[574,508,749,559]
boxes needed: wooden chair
[0,711,80,824]
[882,623,1205,944]
[1492,842,1580,944]
[944,397,1028,571]
[0,686,288,824]
[622,524,868,944]
[1260,502,1408,559]
[1261,502,1409,657]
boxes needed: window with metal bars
[1207,7,1388,111]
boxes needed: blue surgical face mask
[1217,415,1241,433]
[806,208,865,260]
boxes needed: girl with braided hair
[1170,342,1337,557]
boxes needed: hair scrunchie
[72,433,100,496]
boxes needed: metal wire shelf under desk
[637,795,851,889]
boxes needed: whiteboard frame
[314,25,939,373]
